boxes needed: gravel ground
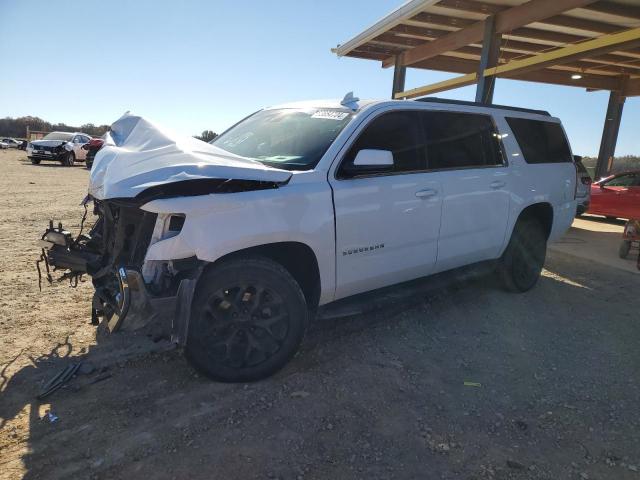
[0,148,639,480]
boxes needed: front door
[71,135,88,160]
[330,110,443,300]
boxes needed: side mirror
[573,155,582,163]
[353,149,394,168]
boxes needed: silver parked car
[1,138,22,148]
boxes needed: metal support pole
[475,16,502,104]
[595,90,626,179]
[392,55,406,99]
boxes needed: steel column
[392,55,406,99]
[595,90,626,179]
[475,16,502,104]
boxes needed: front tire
[186,256,308,382]
[30,158,41,165]
[498,219,547,292]
[63,152,75,166]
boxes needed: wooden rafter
[394,27,640,99]
[382,0,599,68]
[373,29,640,73]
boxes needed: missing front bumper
[37,201,200,345]
[96,267,197,344]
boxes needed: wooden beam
[384,0,599,68]
[596,89,626,178]
[509,69,622,90]
[583,0,640,20]
[394,73,478,99]
[394,28,640,99]
[624,78,640,96]
[476,15,502,103]
[436,0,624,34]
[390,24,640,68]
[410,55,623,90]
[485,27,640,78]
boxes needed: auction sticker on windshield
[311,110,350,121]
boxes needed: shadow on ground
[1,250,639,480]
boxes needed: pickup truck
[38,95,578,382]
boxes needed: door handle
[490,180,506,189]
[415,188,438,198]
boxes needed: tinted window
[506,117,572,164]
[340,111,425,176]
[422,111,501,169]
[575,160,588,174]
[605,173,640,187]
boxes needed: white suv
[39,97,577,382]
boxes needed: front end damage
[36,112,292,344]
[37,197,201,343]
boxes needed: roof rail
[414,97,550,116]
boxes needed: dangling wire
[73,202,89,247]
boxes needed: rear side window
[605,173,640,187]
[340,111,425,176]
[422,111,502,170]
[506,117,572,164]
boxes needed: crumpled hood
[89,113,292,200]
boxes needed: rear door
[329,110,443,299]
[421,110,510,272]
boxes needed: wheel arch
[202,241,321,310]
[515,202,554,239]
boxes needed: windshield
[212,108,353,170]
[43,132,73,141]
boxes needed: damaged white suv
[38,95,578,382]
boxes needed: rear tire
[498,219,547,292]
[30,158,40,165]
[186,256,308,382]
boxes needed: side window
[72,136,81,144]
[506,117,572,164]
[339,111,425,177]
[81,136,90,143]
[422,111,502,170]
[605,174,637,187]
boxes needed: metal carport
[332,0,640,177]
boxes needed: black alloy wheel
[186,256,308,382]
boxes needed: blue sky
[1,0,638,156]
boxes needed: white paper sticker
[311,110,349,121]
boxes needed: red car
[589,171,640,220]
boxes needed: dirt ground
[1,147,639,480]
